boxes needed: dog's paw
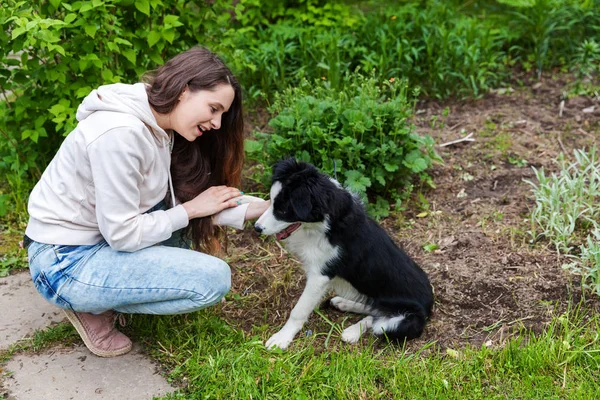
[330,296,353,312]
[265,330,295,350]
[341,324,363,343]
[342,317,372,343]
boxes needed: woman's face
[169,84,235,142]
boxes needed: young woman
[24,47,269,357]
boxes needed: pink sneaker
[63,309,132,357]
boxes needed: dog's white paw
[265,330,295,350]
[330,296,354,312]
[341,324,363,343]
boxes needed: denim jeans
[26,203,231,315]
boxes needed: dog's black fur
[263,158,433,343]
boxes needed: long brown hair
[143,47,244,254]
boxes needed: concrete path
[0,271,176,399]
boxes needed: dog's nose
[254,223,264,234]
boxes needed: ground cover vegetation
[1,0,600,398]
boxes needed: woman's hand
[245,200,271,221]
[182,186,242,220]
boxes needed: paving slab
[0,272,65,349]
[3,344,175,400]
[1,271,178,399]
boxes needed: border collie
[254,158,433,350]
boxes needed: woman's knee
[189,257,231,307]
[212,258,232,299]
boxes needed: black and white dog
[254,158,433,350]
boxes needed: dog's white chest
[285,225,339,274]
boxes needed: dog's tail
[370,298,430,341]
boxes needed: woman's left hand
[245,200,271,221]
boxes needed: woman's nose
[211,115,222,130]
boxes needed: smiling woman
[23,47,269,358]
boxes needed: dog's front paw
[265,330,295,350]
[341,325,362,343]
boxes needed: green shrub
[526,147,600,253]
[526,146,600,296]
[0,0,238,217]
[245,74,440,218]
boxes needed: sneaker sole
[63,309,133,357]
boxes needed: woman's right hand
[182,186,242,220]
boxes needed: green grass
[0,323,78,363]
[0,228,28,277]
[121,305,600,399]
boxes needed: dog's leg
[330,296,371,315]
[341,316,373,344]
[266,273,330,350]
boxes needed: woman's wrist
[245,200,270,221]
[182,202,199,220]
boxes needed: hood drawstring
[164,132,176,208]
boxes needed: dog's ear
[289,185,314,221]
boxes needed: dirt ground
[220,73,600,351]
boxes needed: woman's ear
[179,85,188,101]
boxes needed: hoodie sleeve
[212,195,265,229]
[87,127,188,252]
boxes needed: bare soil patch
[221,74,600,351]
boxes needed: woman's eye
[210,107,217,113]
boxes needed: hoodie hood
[76,83,169,144]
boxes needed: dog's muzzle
[254,223,264,233]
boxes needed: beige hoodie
[26,83,249,252]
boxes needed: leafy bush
[0,0,238,218]
[526,147,600,253]
[245,74,440,218]
[526,146,600,296]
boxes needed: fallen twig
[439,132,475,147]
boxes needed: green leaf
[384,162,399,172]
[149,51,163,65]
[48,103,66,116]
[121,49,136,64]
[49,0,62,9]
[135,0,150,15]
[76,86,92,97]
[297,150,311,163]
[101,69,113,82]
[269,115,295,130]
[147,31,161,46]
[11,26,27,40]
[162,29,175,43]
[114,38,133,46]
[423,243,439,252]
[84,24,98,38]
[79,3,94,13]
[344,170,371,194]
[163,14,183,27]
[64,13,77,24]
[243,139,263,154]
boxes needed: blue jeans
[26,204,231,315]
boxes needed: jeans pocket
[52,244,99,273]
[33,271,72,310]
[28,242,52,264]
